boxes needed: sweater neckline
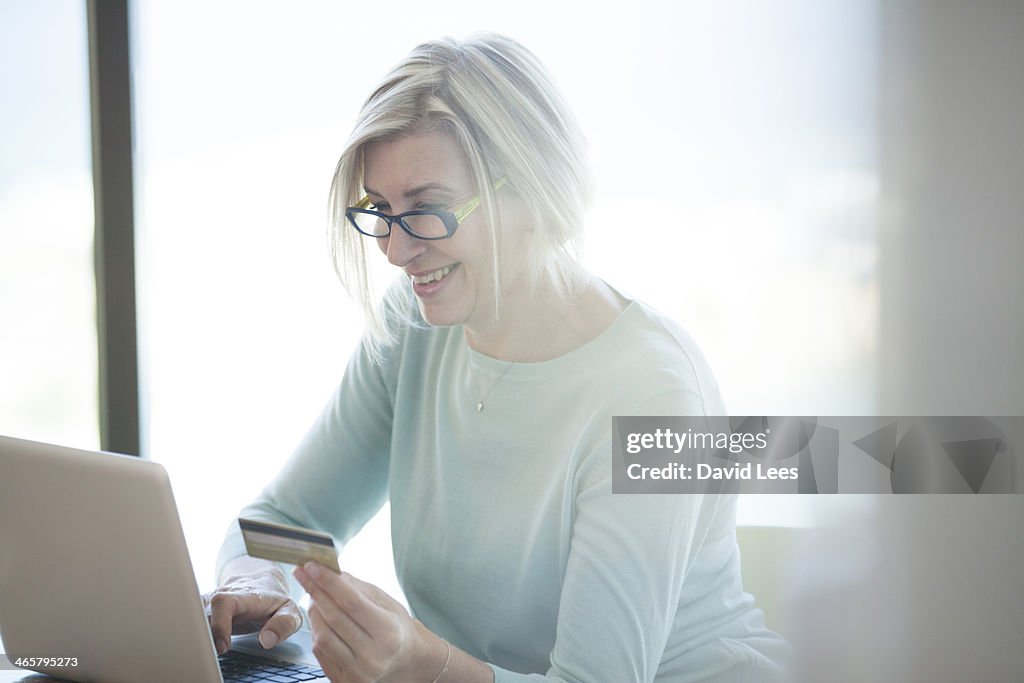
[460,299,642,382]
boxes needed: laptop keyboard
[218,649,326,682]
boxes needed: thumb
[258,601,303,649]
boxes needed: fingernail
[259,631,279,649]
[306,562,321,578]
[216,638,227,654]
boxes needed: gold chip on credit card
[238,518,340,573]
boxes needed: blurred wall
[879,0,1024,415]
[795,3,1024,680]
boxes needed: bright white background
[0,1,96,450]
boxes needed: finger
[258,600,304,650]
[298,564,388,635]
[295,567,376,647]
[338,572,402,611]
[308,604,353,681]
[208,593,241,654]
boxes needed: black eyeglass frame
[345,178,507,241]
[345,206,460,241]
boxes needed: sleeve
[490,391,727,683]
[215,330,396,591]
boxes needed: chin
[416,300,467,328]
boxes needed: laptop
[0,434,329,683]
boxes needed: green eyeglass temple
[353,177,507,224]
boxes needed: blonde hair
[327,32,594,359]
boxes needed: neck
[463,273,626,362]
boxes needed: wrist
[430,639,451,683]
[411,620,450,683]
[219,556,288,587]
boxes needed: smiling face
[362,129,528,333]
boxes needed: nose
[380,220,427,268]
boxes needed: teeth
[412,265,455,285]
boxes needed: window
[0,0,97,450]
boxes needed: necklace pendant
[472,360,513,414]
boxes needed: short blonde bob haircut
[328,32,594,359]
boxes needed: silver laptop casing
[0,435,323,682]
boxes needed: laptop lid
[0,435,224,682]
[0,435,325,683]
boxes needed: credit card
[238,517,340,572]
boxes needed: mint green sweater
[218,285,788,682]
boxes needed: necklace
[474,361,515,412]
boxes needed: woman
[210,33,788,682]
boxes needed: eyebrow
[362,182,457,199]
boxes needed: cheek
[376,236,390,256]
[452,221,494,268]
[497,231,531,277]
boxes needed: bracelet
[430,639,451,683]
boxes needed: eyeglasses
[346,178,507,241]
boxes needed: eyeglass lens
[350,210,449,239]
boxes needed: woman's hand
[294,562,447,682]
[205,556,304,655]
